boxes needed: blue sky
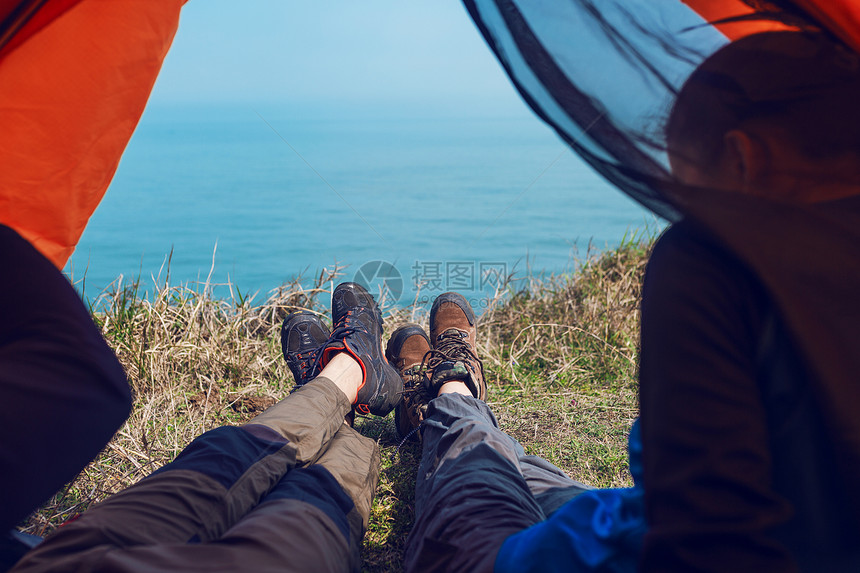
[151,1,523,114]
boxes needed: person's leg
[405,390,544,573]
[201,423,380,573]
[398,284,605,573]
[11,374,353,572]
[520,455,593,517]
[13,283,398,573]
[13,423,379,573]
[406,383,592,571]
[390,294,554,572]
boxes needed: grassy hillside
[24,238,651,572]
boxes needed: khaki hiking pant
[13,378,379,573]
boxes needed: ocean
[65,103,659,308]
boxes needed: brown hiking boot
[387,294,487,441]
[385,324,432,441]
[427,292,487,400]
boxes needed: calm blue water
[65,103,658,308]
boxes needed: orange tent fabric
[0,0,185,268]
[793,0,860,54]
[680,0,795,40]
[0,1,80,55]
[681,0,860,51]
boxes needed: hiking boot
[318,282,403,416]
[385,324,432,441]
[280,311,330,386]
[427,292,487,400]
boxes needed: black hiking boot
[280,311,330,386]
[318,282,403,416]
[385,324,432,441]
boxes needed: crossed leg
[13,376,379,573]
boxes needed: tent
[0,0,186,268]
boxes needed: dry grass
[23,237,651,572]
[22,266,342,535]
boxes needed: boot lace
[293,346,325,382]
[423,329,483,376]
